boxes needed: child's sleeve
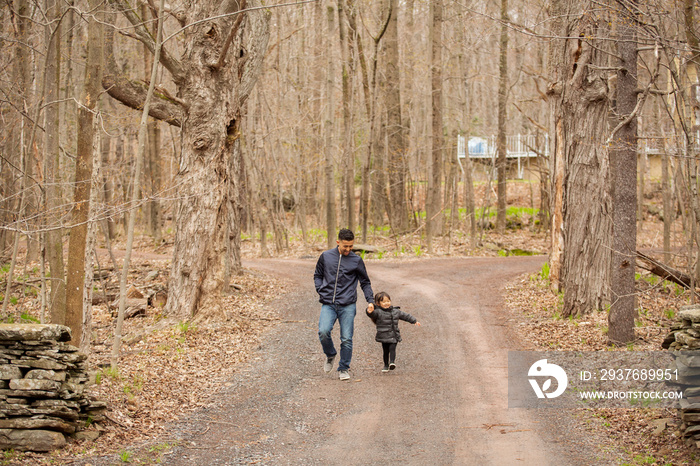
[398,310,417,324]
[366,307,378,324]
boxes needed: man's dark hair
[338,228,354,241]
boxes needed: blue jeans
[318,303,357,371]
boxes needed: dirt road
[160,256,602,465]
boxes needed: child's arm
[398,310,420,326]
[366,307,377,323]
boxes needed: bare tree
[384,0,408,232]
[44,0,66,324]
[496,0,509,234]
[550,1,613,317]
[337,0,355,231]
[608,1,639,344]
[105,0,270,319]
[427,0,443,252]
[65,0,103,345]
[325,3,336,247]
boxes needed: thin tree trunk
[66,0,103,346]
[638,136,646,232]
[44,0,66,324]
[496,0,509,234]
[608,2,638,345]
[325,4,336,246]
[147,121,162,244]
[112,0,164,368]
[384,0,408,232]
[463,154,476,249]
[662,132,672,264]
[1,124,27,317]
[427,0,444,252]
[337,0,354,231]
[348,1,389,242]
[81,125,102,352]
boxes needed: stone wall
[0,324,105,451]
[663,305,700,449]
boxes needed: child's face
[378,297,392,309]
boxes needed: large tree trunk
[608,3,638,344]
[496,0,508,234]
[558,3,613,317]
[164,2,270,319]
[65,0,102,345]
[384,0,408,232]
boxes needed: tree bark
[337,0,355,231]
[662,134,672,264]
[65,0,103,345]
[427,0,444,252]
[636,251,694,290]
[101,74,182,127]
[81,126,102,352]
[608,2,638,345]
[558,4,613,317]
[44,0,66,325]
[147,121,163,244]
[163,1,270,319]
[325,4,336,247]
[384,0,408,232]
[496,0,509,234]
[113,0,165,368]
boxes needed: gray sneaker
[324,355,335,373]
[338,370,350,381]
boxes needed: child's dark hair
[374,291,391,303]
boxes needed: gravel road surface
[155,256,607,465]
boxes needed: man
[314,229,374,381]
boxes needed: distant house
[457,134,548,180]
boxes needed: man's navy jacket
[313,247,374,307]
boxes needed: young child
[366,291,421,372]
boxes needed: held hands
[367,303,375,313]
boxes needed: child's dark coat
[366,306,417,343]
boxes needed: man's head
[337,228,354,256]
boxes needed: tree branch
[102,74,182,127]
[636,250,694,289]
[213,0,247,71]
[106,0,184,81]
[606,46,661,146]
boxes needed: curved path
[158,256,599,465]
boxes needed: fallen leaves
[505,268,698,465]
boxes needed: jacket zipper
[332,251,342,304]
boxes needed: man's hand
[367,303,374,313]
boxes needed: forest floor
[0,181,697,464]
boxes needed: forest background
[1,0,700,463]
